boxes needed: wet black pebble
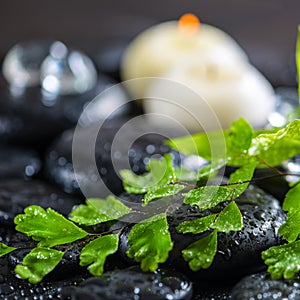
[0,226,34,249]
[193,281,233,300]
[169,185,285,280]
[46,120,182,197]
[8,245,86,282]
[0,145,41,179]
[0,179,84,225]
[0,75,126,150]
[70,266,193,300]
[231,272,300,300]
[253,168,290,202]
[120,185,285,281]
[1,225,81,279]
[0,224,125,299]
[6,228,125,284]
[0,254,87,300]
[0,226,89,299]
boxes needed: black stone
[8,245,86,282]
[231,272,300,300]
[193,281,233,300]
[0,226,35,249]
[0,75,127,150]
[0,225,87,299]
[0,224,126,299]
[45,120,182,197]
[119,185,285,281]
[0,253,87,300]
[0,145,41,179]
[70,266,193,300]
[6,232,126,283]
[0,179,84,225]
[253,168,290,202]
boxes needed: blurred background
[1,0,300,87]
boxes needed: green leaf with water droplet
[0,243,16,256]
[126,213,173,271]
[14,206,88,247]
[70,196,132,226]
[227,118,253,156]
[167,118,253,166]
[262,241,300,279]
[184,186,234,210]
[182,231,217,271]
[176,202,242,235]
[296,25,300,101]
[176,214,217,234]
[80,234,118,276]
[143,184,185,205]
[278,209,300,243]
[120,154,176,194]
[212,202,243,233]
[15,247,64,284]
[228,161,258,198]
[249,120,300,166]
[168,118,299,168]
[166,130,228,161]
[282,182,300,213]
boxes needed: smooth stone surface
[46,121,125,196]
[0,75,128,149]
[193,281,233,300]
[119,185,285,281]
[70,266,193,300]
[0,145,41,179]
[253,168,290,202]
[0,179,84,225]
[46,120,182,197]
[231,272,300,300]
[0,225,34,248]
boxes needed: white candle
[143,56,276,131]
[121,15,248,98]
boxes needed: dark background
[1,0,300,86]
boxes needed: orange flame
[178,14,200,36]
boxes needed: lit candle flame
[178,13,200,36]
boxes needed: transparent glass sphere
[2,40,53,88]
[40,41,97,96]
